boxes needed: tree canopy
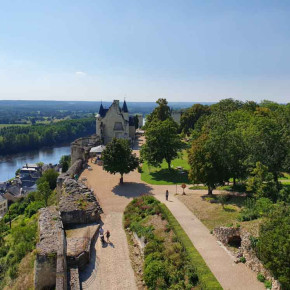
[102,138,139,184]
[141,119,183,169]
[145,98,172,128]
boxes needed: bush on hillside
[256,204,290,288]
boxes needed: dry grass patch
[177,190,260,234]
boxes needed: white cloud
[75,71,87,76]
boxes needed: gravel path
[79,137,264,290]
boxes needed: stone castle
[96,100,136,144]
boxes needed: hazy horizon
[1,1,290,103]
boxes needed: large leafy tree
[180,104,210,135]
[188,133,228,195]
[257,204,290,288]
[102,138,139,184]
[244,111,287,187]
[145,98,172,128]
[141,119,183,169]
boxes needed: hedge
[159,203,222,289]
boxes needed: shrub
[249,236,259,249]
[239,257,246,263]
[255,198,273,217]
[257,273,265,282]
[217,194,228,209]
[257,204,290,288]
[144,260,168,289]
[238,198,258,221]
[264,280,272,289]
[24,201,45,217]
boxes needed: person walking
[106,230,111,242]
[165,190,169,201]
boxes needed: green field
[141,150,190,185]
[0,124,30,128]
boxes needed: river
[0,145,71,182]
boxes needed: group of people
[99,226,110,243]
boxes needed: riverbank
[0,145,70,182]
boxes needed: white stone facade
[96,100,136,144]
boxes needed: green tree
[59,155,71,173]
[188,133,228,195]
[102,138,139,184]
[37,168,59,190]
[141,119,183,169]
[247,162,279,201]
[145,98,172,128]
[245,112,287,188]
[180,104,210,135]
[37,181,51,206]
[257,204,290,288]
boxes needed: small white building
[0,195,8,218]
[96,100,136,144]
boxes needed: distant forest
[0,118,95,155]
[0,100,204,124]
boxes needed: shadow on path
[112,182,153,198]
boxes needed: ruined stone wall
[69,267,81,290]
[71,135,101,165]
[213,226,281,290]
[59,178,102,225]
[34,207,65,290]
[55,229,67,290]
[57,159,83,195]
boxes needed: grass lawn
[280,172,290,180]
[177,192,261,235]
[0,124,30,128]
[141,150,190,185]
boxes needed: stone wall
[59,178,102,225]
[35,207,65,290]
[68,267,81,290]
[213,226,281,290]
[71,135,101,165]
[55,230,68,290]
[213,226,241,245]
[57,159,83,194]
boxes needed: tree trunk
[208,186,213,195]
[120,174,124,185]
[233,177,236,187]
[167,160,171,170]
[273,172,280,190]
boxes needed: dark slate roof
[129,116,135,126]
[122,100,128,113]
[99,104,109,117]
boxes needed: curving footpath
[79,139,264,290]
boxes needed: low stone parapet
[35,206,66,290]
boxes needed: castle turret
[122,100,129,121]
[96,113,102,139]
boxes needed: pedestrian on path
[106,230,111,242]
[165,190,169,201]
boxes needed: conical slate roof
[122,100,128,113]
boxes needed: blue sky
[0,0,289,102]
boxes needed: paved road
[79,138,264,290]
